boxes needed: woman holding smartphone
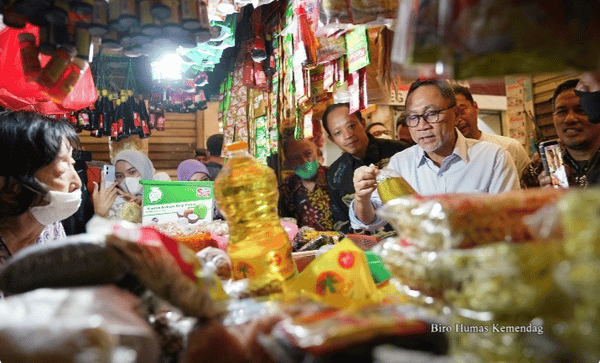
[92,149,169,222]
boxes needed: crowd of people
[2,75,600,271]
[278,76,600,238]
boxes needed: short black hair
[0,111,80,218]
[206,134,224,156]
[452,85,475,104]
[321,103,363,136]
[366,122,388,135]
[552,79,580,109]
[406,79,456,106]
[396,112,407,129]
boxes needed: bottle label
[111,122,119,138]
[117,117,124,133]
[133,112,142,127]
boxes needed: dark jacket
[326,134,409,236]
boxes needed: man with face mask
[278,138,333,231]
[0,112,82,268]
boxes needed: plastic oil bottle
[214,141,297,290]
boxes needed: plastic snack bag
[286,238,382,308]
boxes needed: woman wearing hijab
[92,149,168,222]
[177,159,211,181]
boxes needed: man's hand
[92,171,119,217]
[352,165,379,225]
[538,170,552,187]
[353,165,379,202]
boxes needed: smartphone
[102,165,115,188]
[538,140,569,188]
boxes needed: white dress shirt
[349,130,521,231]
[479,131,531,174]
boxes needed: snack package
[286,239,382,308]
[84,217,228,318]
[269,303,448,361]
[377,188,565,250]
[0,286,160,363]
[105,223,228,318]
[0,234,125,296]
[196,247,232,280]
[376,238,565,314]
[557,188,600,259]
[149,222,218,253]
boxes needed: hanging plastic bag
[0,23,97,113]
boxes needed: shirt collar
[417,129,465,167]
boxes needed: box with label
[140,180,214,226]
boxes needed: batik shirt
[521,146,600,188]
[279,166,333,231]
[326,135,409,237]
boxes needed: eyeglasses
[405,104,456,127]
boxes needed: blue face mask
[294,160,319,180]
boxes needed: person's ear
[473,101,480,116]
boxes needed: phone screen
[539,141,569,188]
[103,165,115,188]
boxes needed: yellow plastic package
[286,239,384,309]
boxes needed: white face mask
[30,189,82,226]
[119,177,143,195]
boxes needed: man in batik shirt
[279,138,333,231]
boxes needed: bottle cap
[225,141,248,152]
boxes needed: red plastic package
[0,24,97,113]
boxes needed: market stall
[1,1,600,363]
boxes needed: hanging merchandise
[35,20,55,55]
[37,44,77,89]
[45,0,71,25]
[345,25,370,74]
[138,0,162,37]
[69,0,93,16]
[101,30,123,50]
[149,0,171,20]
[17,32,41,82]
[162,0,186,37]
[180,0,202,31]
[348,0,397,25]
[88,0,108,36]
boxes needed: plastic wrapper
[291,226,344,252]
[86,217,228,319]
[376,238,565,314]
[556,188,600,259]
[0,234,125,296]
[196,247,232,280]
[268,303,448,362]
[377,188,565,250]
[286,239,384,309]
[149,222,218,253]
[0,286,159,363]
[552,260,600,361]
[391,0,600,80]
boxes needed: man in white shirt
[453,85,531,174]
[350,79,520,232]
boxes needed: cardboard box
[140,180,214,226]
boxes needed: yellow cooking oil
[214,141,297,289]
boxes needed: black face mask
[574,90,600,124]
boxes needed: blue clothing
[349,131,521,231]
